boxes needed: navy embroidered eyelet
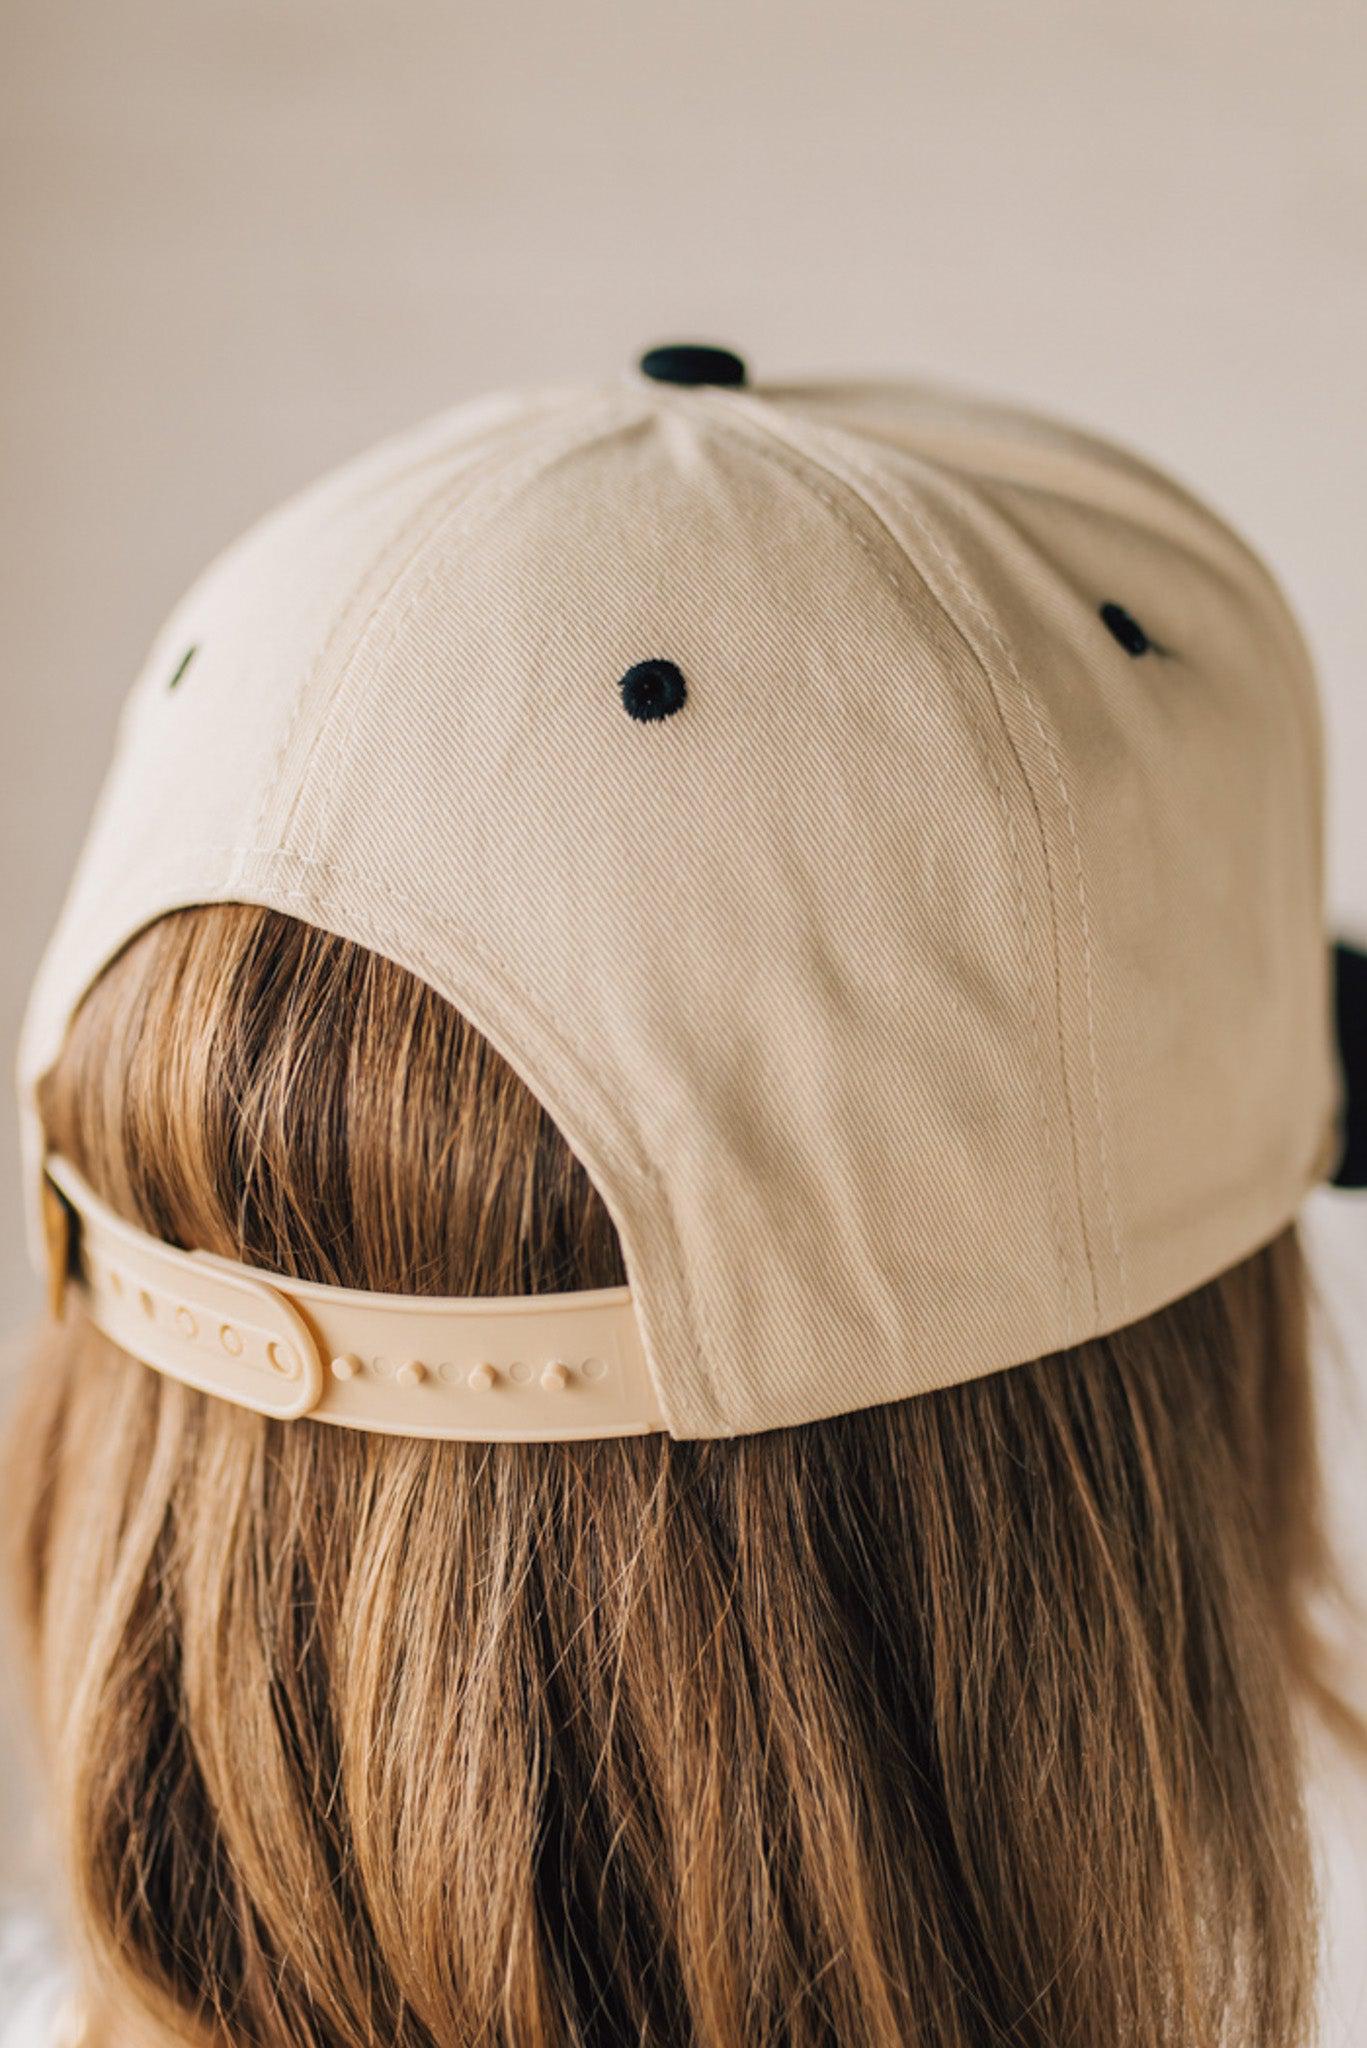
[618,659,688,722]
[166,645,198,691]
[1099,603,1152,658]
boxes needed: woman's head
[8,901,1361,2048]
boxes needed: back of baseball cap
[16,347,1344,1437]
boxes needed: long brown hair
[6,901,1365,2048]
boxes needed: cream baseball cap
[16,344,1347,1440]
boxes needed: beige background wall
[2,0,1365,2034]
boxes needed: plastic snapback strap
[40,1152,665,1440]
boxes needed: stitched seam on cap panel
[724,400,1118,1326]
[809,430,1128,1314]
[872,449,1326,1319]
[254,391,630,868]
[695,412,1083,1338]
[822,416,1327,1322]
[828,399,1325,851]
[250,411,557,861]
[123,394,564,728]
[739,424,1084,1334]
[869,457,1321,1319]
[302,397,652,871]
[837,437,1127,1318]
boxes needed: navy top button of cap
[638,343,748,388]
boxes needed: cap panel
[742,391,1336,1333]
[970,476,1335,1298]
[759,378,1245,522]
[118,385,588,736]
[275,404,1087,1435]
[256,392,646,859]
[14,385,628,1275]
[709,392,1116,1323]
[916,463,1334,1314]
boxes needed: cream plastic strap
[40,1153,665,1440]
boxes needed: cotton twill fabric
[15,371,1341,1437]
